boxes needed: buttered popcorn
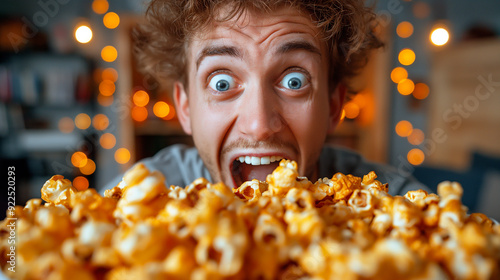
[1,160,500,280]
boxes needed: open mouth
[230,156,285,187]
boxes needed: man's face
[175,7,343,188]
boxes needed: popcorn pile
[1,160,500,279]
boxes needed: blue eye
[280,72,307,90]
[209,74,235,92]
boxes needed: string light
[132,106,148,122]
[163,105,176,121]
[73,176,89,191]
[92,114,109,131]
[75,113,91,130]
[430,27,450,46]
[92,0,109,14]
[103,12,120,29]
[344,102,360,119]
[407,148,425,165]
[99,80,115,96]
[398,49,416,66]
[408,129,425,145]
[100,133,116,149]
[413,83,430,100]
[58,117,74,133]
[390,67,408,84]
[395,120,413,137]
[115,148,131,164]
[80,159,96,175]
[102,68,118,82]
[397,79,415,96]
[101,46,118,62]
[153,101,170,118]
[396,21,414,38]
[133,90,150,107]
[74,24,92,44]
[71,152,88,168]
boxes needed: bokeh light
[97,94,114,107]
[395,120,413,137]
[73,176,89,191]
[99,80,115,96]
[397,79,415,96]
[153,101,170,118]
[131,106,148,122]
[133,90,150,107]
[344,102,360,119]
[75,113,91,130]
[390,67,408,84]
[430,27,450,46]
[92,0,109,14]
[413,1,430,19]
[396,21,414,38]
[58,117,74,133]
[163,105,176,121]
[101,46,118,62]
[115,148,131,164]
[74,25,92,44]
[102,68,118,82]
[407,148,425,165]
[413,83,430,100]
[92,114,109,131]
[79,159,96,175]
[103,12,120,29]
[71,152,88,168]
[408,129,425,145]
[398,49,416,66]
[100,133,116,149]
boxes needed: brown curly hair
[134,0,383,90]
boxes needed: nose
[237,84,284,141]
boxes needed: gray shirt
[103,144,430,195]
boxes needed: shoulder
[318,145,431,196]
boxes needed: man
[121,0,428,195]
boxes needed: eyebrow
[196,45,242,70]
[275,40,322,57]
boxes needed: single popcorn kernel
[41,175,78,209]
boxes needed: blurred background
[1,0,499,219]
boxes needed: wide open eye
[280,72,307,90]
[208,74,236,92]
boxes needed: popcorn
[2,161,500,280]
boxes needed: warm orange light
[413,83,430,100]
[153,101,170,118]
[398,49,416,66]
[75,113,91,130]
[92,114,109,131]
[344,102,360,119]
[430,27,450,46]
[397,79,415,96]
[97,94,114,107]
[390,67,408,84]
[395,120,413,137]
[103,12,120,29]
[163,105,176,121]
[396,21,414,38]
[99,80,115,96]
[71,152,88,168]
[73,176,89,191]
[79,159,96,176]
[58,117,74,133]
[131,106,148,122]
[101,46,117,62]
[413,2,430,19]
[115,148,131,164]
[100,133,116,149]
[74,24,92,44]
[407,148,425,165]
[92,0,109,14]
[102,67,118,82]
[133,90,150,107]
[408,129,425,145]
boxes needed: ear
[328,83,346,133]
[173,81,192,135]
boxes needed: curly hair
[134,0,383,90]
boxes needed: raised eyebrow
[275,40,322,57]
[196,45,242,70]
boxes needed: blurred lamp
[75,24,92,44]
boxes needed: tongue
[240,162,280,182]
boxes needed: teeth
[237,155,283,165]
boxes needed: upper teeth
[237,156,284,166]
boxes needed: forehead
[187,6,325,57]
